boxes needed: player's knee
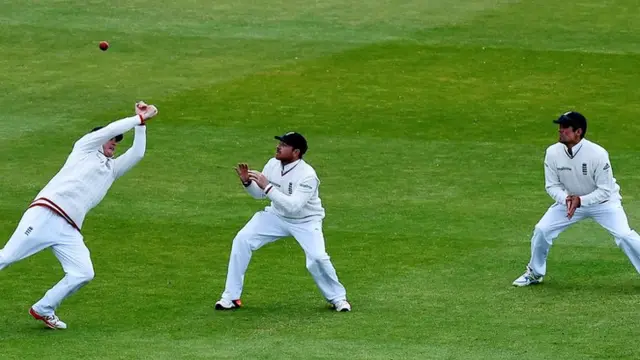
[616,231,640,245]
[233,230,259,251]
[70,268,95,285]
[533,224,552,240]
[531,225,553,247]
[533,224,549,235]
[306,253,330,269]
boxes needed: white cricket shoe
[29,308,67,329]
[512,266,544,287]
[332,300,351,312]
[215,299,242,310]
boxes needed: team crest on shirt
[582,163,587,175]
[288,182,293,195]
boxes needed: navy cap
[91,126,123,142]
[275,132,308,155]
[553,111,587,135]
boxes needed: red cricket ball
[99,41,109,51]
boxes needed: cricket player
[0,101,158,329]
[513,111,640,286]
[215,132,351,312]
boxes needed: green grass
[2,0,640,359]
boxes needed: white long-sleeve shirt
[29,115,146,230]
[543,138,621,207]
[244,158,325,223]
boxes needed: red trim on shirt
[28,198,80,232]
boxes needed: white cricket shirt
[544,138,621,206]
[29,115,146,230]
[244,158,325,223]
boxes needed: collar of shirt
[97,151,109,160]
[281,159,301,176]
[564,140,584,159]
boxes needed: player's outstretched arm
[113,126,146,179]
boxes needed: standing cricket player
[513,111,640,286]
[0,101,158,329]
[215,132,351,312]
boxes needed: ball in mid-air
[99,41,109,51]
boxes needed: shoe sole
[512,280,543,287]
[215,300,242,311]
[29,308,57,329]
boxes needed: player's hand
[135,101,158,122]
[248,170,269,189]
[235,163,251,184]
[135,101,148,115]
[566,195,581,219]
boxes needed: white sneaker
[332,300,351,312]
[512,266,544,287]
[214,299,242,310]
[29,308,67,329]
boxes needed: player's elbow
[545,184,560,192]
[545,187,559,198]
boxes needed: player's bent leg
[592,202,640,274]
[217,227,254,310]
[513,204,581,286]
[614,233,640,273]
[32,231,94,326]
[305,255,350,311]
[217,211,287,310]
[289,221,350,311]
[31,266,94,320]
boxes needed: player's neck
[279,158,300,166]
[562,139,584,157]
[563,139,582,150]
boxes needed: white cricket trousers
[528,200,640,276]
[0,206,94,316]
[221,211,347,303]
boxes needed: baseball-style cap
[91,126,123,142]
[553,111,587,135]
[275,132,308,155]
